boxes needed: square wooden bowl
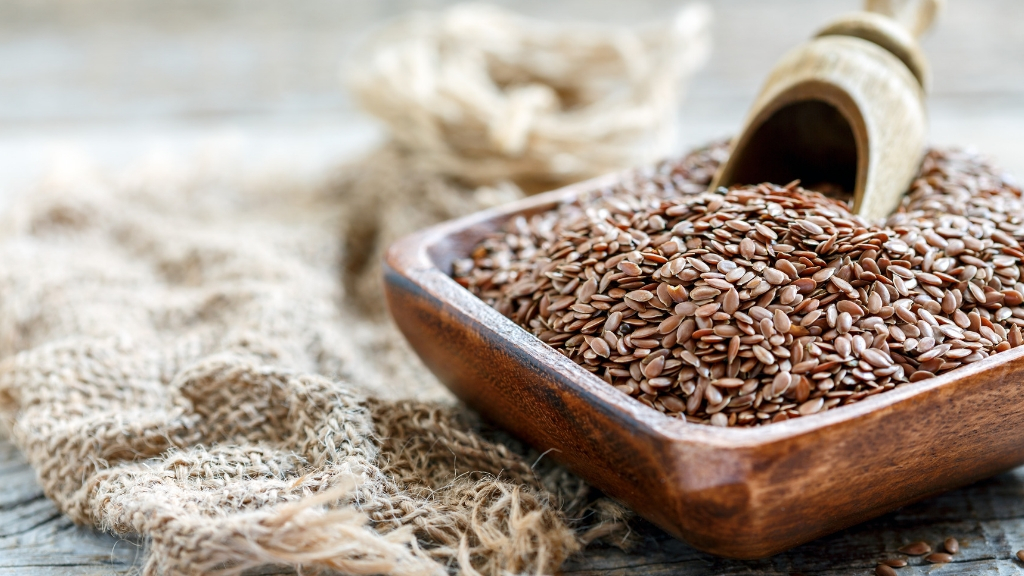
[383,172,1024,559]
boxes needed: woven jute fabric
[0,5,716,568]
[0,148,635,575]
[347,3,711,191]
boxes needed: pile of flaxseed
[453,144,1024,427]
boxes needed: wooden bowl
[383,173,1024,559]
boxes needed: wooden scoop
[711,0,942,220]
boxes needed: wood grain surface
[7,435,1024,575]
[3,0,1024,574]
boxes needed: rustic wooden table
[2,0,1024,574]
[7,435,1024,575]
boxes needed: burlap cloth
[0,5,721,573]
[0,141,657,575]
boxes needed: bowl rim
[387,170,1024,450]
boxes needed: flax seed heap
[454,145,1024,427]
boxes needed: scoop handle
[711,3,939,220]
[864,0,943,38]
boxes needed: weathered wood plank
[0,565,132,569]
[558,466,1024,574]
[0,464,45,509]
[6,434,1024,574]
[0,494,62,538]
[0,438,140,574]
